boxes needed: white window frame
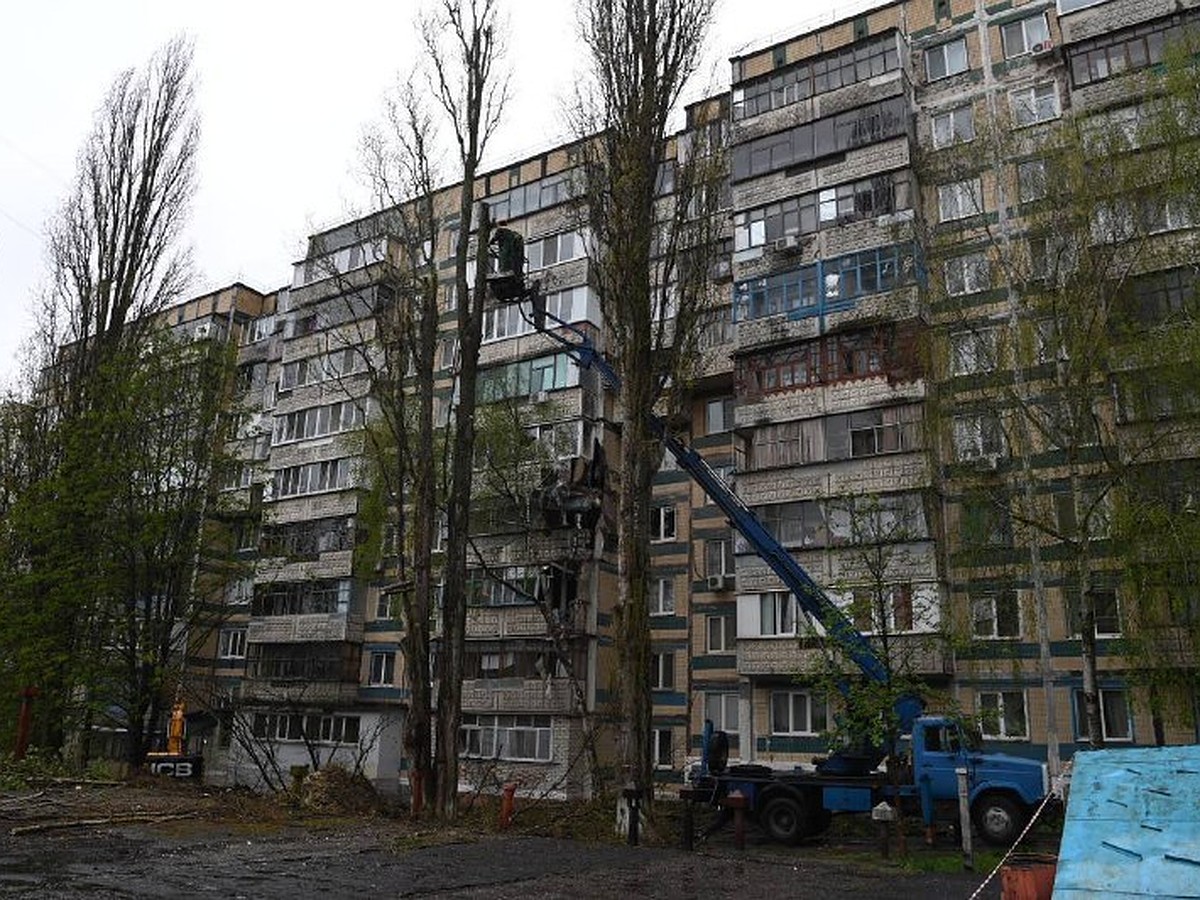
[971,591,1021,639]
[759,591,798,636]
[1017,159,1048,203]
[650,505,677,542]
[953,413,1005,461]
[950,327,999,375]
[1001,14,1051,59]
[1074,688,1133,742]
[932,105,975,149]
[705,397,736,434]
[978,690,1029,740]
[770,691,828,736]
[1010,82,1060,127]
[926,37,969,82]
[218,628,247,660]
[938,178,983,222]
[368,651,395,686]
[706,615,732,653]
[704,692,739,732]
[945,252,990,296]
[650,577,676,616]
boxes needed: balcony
[247,612,363,644]
[459,678,580,715]
[736,633,950,678]
[240,680,361,706]
[465,602,589,639]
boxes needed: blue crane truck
[486,229,1050,846]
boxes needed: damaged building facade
[174,0,1199,795]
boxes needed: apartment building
[181,0,1198,794]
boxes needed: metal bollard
[499,782,517,829]
[724,790,748,851]
[622,785,642,846]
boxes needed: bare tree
[44,35,197,413]
[421,0,508,820]
[572,0,718,797]
[356,79,446,817]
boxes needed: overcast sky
[0,0,871,389]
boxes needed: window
[731,34,901,120]
[525,229,589,271]
[705,692,739,731]
[368,651,395,686]
[749,418,824,467]
[972,590,1021,638]
[273,400,366,445]
[272,458,353,499]
[926,37,968,81]
[732,174,906,250]
[650,506,677,542]
[705,397,736,434]
[477,353,578,403]
[1010,83,1059,127]
[1069,587,1122,637]
[1074,688,1132,741]
[1001,14,1051,58]
[482,286,591,343]
[759,591,797,636]
[705,540,734,578]
[653,727,674,768]
[748,501,827,549]
[461,714,553,761]
[252,578,353,617]
[938,178,983,222]
[950,327,998,375]
[771,691,827,735]
[1017,159,1047,203]
[652,652,675,690]
[979,691,1028,739]
[485,171,574,220]
[953,413,1005,460]
[650,577,675,616]
[253,714,360,744]
[218,628,247,660]
[733,242,912,321]
[945,253,990,296]
[932,105,975,148]
[846,408,915,458]
[963,496,1013,547]
[730,97,908,181]
[706,616,733,653]
[1068,12,1192,87]
[851,584,915,633]
[225,577,253,606]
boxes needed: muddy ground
[0,781,1007,898]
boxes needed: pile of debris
[299,765,381,816]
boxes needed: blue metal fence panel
[1053,745,1200,899]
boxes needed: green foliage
[0,748,73,790]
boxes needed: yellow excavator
[145,702,203,779]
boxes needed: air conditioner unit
[193,322,213,341]
[773,234,800,251]
[706,574,733,592]
[1030,40,1055,57]
[530,390,550,404]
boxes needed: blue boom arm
[523,305,922,749]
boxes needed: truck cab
[910,715,1049,845]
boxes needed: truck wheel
[972,793,1025,846]
[761,794,806,845]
